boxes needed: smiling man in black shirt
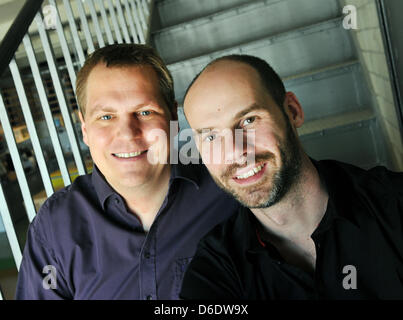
[180,54,403,299]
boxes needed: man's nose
[118,116,142,139]
[222,129,253,165]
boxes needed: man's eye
[204,134,216,142]
[100,115,112,120]
[242,117,255,126]
[139,110,152,116]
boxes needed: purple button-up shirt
[15,163,240,300]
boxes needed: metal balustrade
[0,0,153,299]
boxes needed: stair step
[153,0,340,64]
[177,60,369,123]
[285,61,372,122]
[298,108,375,136]
[300,114,383,169]
[178,61,372,123]
[155,0,253,28]
[169,17,354,103]
[176,61,371,134]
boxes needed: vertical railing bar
[62,0,86,67]
[135,0,147,32]
[9,59,54,197]
[129,0,145,43]
[141,0,149,17]
[0,285,3,300]
[122,0,139,44]
[35,12,87,176]
[98,0,115,45]
[87,0,105,48]
[106,0,123,44]
[49,0,78,96]
[0,183,23,271]
[115,0,131,43]
[22,34,71,187]
[0,94,36,222]
[76,0,95,53]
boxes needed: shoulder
[318,160,403,233]
[175,162,240,202]
[180,210,248,299]
[30,173,96,244]
[38,174,95,217]
[176,162,214,186]
[319,159,403,198]
[198,208,250,255]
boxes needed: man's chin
[233,191,274,209]
[217,179,274,209]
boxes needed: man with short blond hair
[16,44,239,300]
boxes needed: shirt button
[146,295,153,300]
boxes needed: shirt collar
[246,158,360,252]
[309,158,361,237]
[91,163,201,210]
[91,165,117,210]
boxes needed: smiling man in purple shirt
[15,44,239,300]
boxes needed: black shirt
[180,160,403,299]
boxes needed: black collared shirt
[180,160,403,299]
[16,163,240,300]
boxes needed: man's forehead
[189,61,261,99]
[88,62,153,78]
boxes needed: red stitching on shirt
[255,228,266,248]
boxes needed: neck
[112,165,171,232]
[252,155,328,244]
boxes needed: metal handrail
[0,0,45,78]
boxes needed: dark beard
[212,116,302,208]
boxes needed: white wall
[339,0,403,171]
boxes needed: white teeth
[236,165,264,180]
[114,151,143,158]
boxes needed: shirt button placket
[141,233,157,300]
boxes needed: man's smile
[232,163,267,185]
[112,150,148,159]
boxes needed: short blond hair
[76,44,175,117]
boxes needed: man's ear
[78,110,89,147]
[283,92,304,129]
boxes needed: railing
[0,0,153,299]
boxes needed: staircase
[151,0,389,169]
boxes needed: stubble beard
[211,118,302,209]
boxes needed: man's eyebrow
[194,103,267,134]
[195,127,214,135]
[87,105,116,117]
[232,103,267,121]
